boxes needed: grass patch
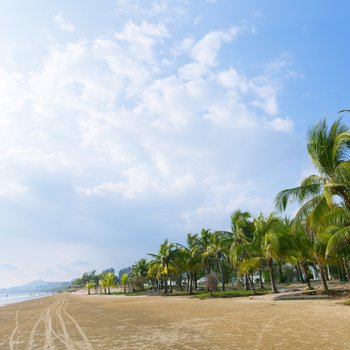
[345,299,350,306]
[191,289,267,299]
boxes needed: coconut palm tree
[254,214,293,293]
[276,118,350,220]
[229,210,256,289]
[322,206,350,281]
[289,221,314,289]
[130,259,149,291]
[208,231,230,291]
[195,229,215,277]
[85,280,95,295]
[230,239,261,294]
[99,277,107,294]
[176,234,203,293]
[99,272,115,295]
[121,273,128,294]
[148,239,177,293]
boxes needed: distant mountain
[0,280,70,293]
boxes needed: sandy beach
[0,292,348,349]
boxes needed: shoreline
[0,292,54,307]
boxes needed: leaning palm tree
[276,118,350,221]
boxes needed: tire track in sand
[9,305,21,350]
[61,296,94,350]
[74,299,198,350]
[254,314,280,350]
[56,297,78,349]
[26,297,63,350]
[42,297,73,349]
[25,302,51,350]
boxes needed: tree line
[76,117,350,295]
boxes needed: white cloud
[115,0,188,18]
[268,117,294,132]
[191,28,239,67]
[53,12,75,33]
[0,19,295,214]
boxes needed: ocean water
[0,292,52,306]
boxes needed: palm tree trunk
[338,264,344,281]
[244,274,249,290]
[248,275,256,295]
[194,272,198,290]
[188,272,193,294]
[319,264,328,291]
[302,263,312,289]
[296,263,304,283]
[164,275,168,293]
[217,256,225,291]
[342,258,350,282]
[278,262,284,283]
[259,269,264,289]
[186,273,190,293]
[327,264,333,281]
[268,259,278,293]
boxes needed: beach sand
[0,292,349,349]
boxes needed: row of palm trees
[125,117,350,295]
[84,272,116,295]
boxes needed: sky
[0,0,350,287]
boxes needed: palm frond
[275,181,323,211]
[326,226,350,257]
[293,195,325,223]
[334,160,350,185]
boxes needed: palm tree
[85,280,95,295]
[121,273,128,294]
[275,118,350,290]
[176,234,203,294]
[254,214,293,293]
[276,118,350,220]
[231,240,260,294]
[229,210,256,289]
[100,272,115,295]
[209,231,230,291]
[323,206,350,282]
[148,239,177,293]
[99,277,107,294]
[195,229,215,277]
[130,259,149,291]
[289,221,314,289]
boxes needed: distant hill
[0,280,70,293]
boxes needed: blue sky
[0,0,349,287]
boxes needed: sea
[0,292,52,306]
